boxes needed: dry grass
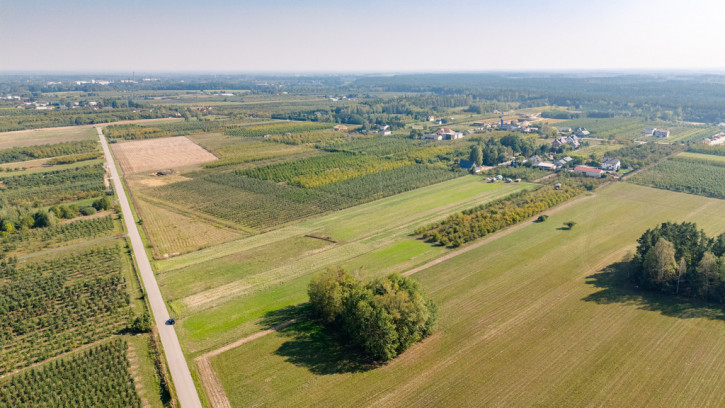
[135,197,243,258]
[111,136,218,174]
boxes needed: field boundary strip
[402,189,602,277]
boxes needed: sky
[2,0,725,73]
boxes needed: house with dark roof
[601,157,621,171]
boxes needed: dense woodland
[634,222,725,303]
[308,268,437,361]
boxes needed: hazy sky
[2,0,725,72]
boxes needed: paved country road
[97,128,202,408]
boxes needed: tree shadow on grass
[259,304,377,375]
[582,259,725,322]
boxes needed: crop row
[628,157,725,199]
[0,248,130,374]
[224,121,331,137]
[0,140,99,165]
[154,164,461,230]
[0,338,140,408]
[1,164,106,206]
[238,152,410,187]
[0,216,115,258]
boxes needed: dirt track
[195,320,296,408]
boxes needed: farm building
[642,127,655,136]
[421,133,443,140]
[436,128,464,140]
[574,127,590,137]
[601,157,621,171]
[333,125,348,131]
[459,160,475,169]
[652,128,670,138]
[536,162,557,171]
[554,156,573,168]
[704,132,725,145]
[574,165,604,177]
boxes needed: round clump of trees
[308,268,438,361]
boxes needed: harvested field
[209,184,725,407]
[111,136,218,174]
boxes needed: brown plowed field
[111,136,217,174]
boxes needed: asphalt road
[98,128,202,408]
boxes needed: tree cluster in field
[308,269,438,361]
[0,248,131,373]
[416,184,583,247]
[0,140,99,165]
[468,134,540,167]
[629,157,725,199]
[608,143,683,170]
[0,339,141,408]
[634,222,725,302]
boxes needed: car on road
[166,318,175,325]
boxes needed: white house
[601,157,621,171]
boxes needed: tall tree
[643,237,678,292]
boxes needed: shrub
[79,206,97,216]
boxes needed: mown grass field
[156,176,530,354]
[210,183,725,407]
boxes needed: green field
[209,183,725,407]
[628,156,725,199]
[155,176,530,354]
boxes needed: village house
[574,127,590,137]
[554,156,573,168]
[529,155,542,166]
[427,115,435,122]
[642,127,656,136]
[536,162,557,171]
[705,132,725,145]
[574,165,604,177]
[652,128,670,138]
[601,157,621,171]
[436,128,464,140]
